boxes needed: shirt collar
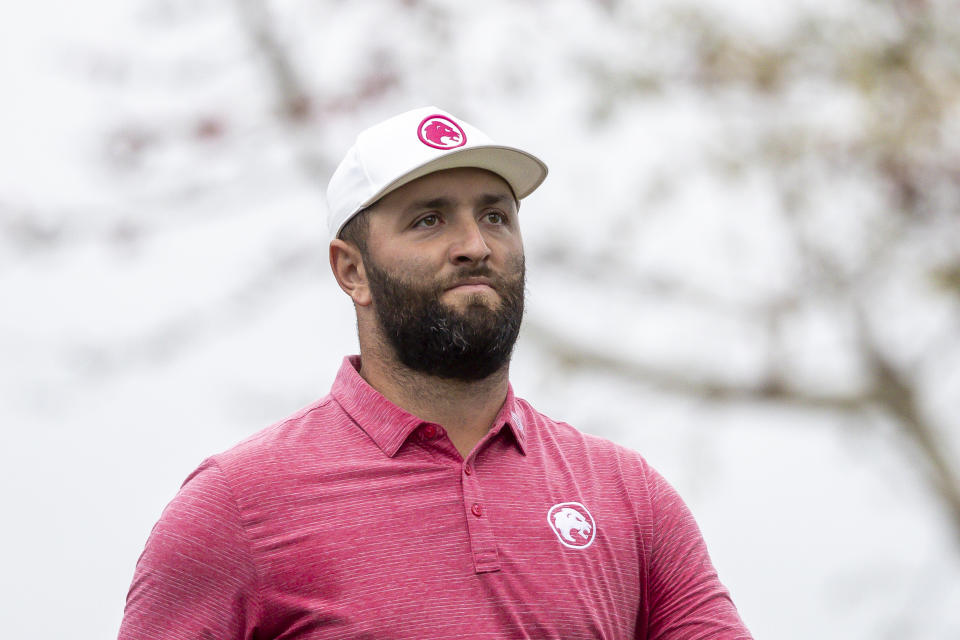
[486,385,527,456]
[331,355,527,457]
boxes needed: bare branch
[233,0,313,122]
[533,246,803,317]
[856,309,960,545]
[523,318,873,413]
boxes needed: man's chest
[245,449,643,639]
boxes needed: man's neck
[358,344,510,460]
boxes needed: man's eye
[414,214,440,228]
[484,211,507,225]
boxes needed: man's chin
[442,294,502,316]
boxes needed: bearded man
[118,107,752,639]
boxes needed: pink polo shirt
[119,356,751,639]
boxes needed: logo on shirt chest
[547,502,596,549]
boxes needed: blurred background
[2,0,959,637]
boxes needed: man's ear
[329,239,372,307]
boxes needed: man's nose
[449,217,492,264]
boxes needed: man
[119,107,752,639]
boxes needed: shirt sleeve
[118,458,260,640]
[641,461,752,640]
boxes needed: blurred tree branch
[234,0,313,122]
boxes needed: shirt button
[464,464,473,476]
[422,424,438,439]
[471,503,483,517]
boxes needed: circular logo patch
[547,502,596,549]
[417,114,467,149]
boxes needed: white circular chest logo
[547,502,596,549]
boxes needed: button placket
[460,458,500,573]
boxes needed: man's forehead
[376,167,517,210]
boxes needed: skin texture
[329,168,525,458]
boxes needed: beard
[364,255,525,382]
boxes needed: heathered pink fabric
[119,356,751,639]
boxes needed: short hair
[338,208,370,255]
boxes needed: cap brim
[341,145,547,236]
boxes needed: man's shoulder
[514,397,648,471]
[208,393,350,473]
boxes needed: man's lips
[445,277,495,293]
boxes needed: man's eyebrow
[403,197,454,213]
[476,193,515,207]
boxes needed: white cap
[326,106,548,239]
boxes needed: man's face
[360,168,526,381]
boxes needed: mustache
[437,267,491,291]
[438,262,523,292]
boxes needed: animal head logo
[547,502,596,549]
[417,115,467,150]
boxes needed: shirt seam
[288,396,334,424]
[233,397,335,453]
[208,457,265,632]
[639,456,655,634]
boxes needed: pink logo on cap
[418,115,467,150]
